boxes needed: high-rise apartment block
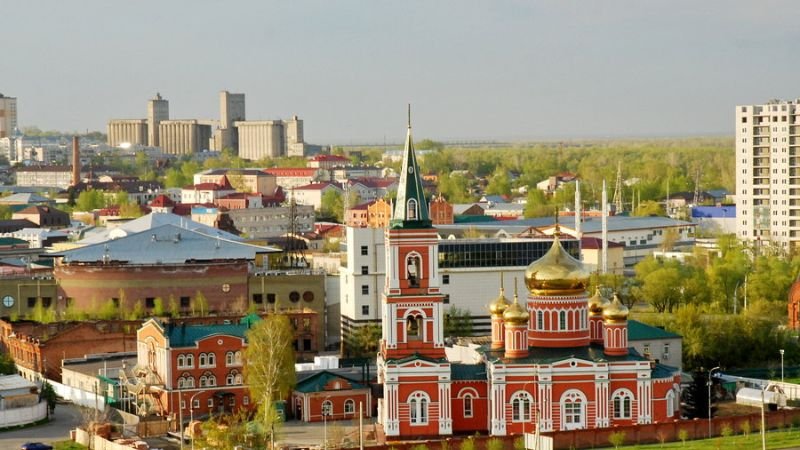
[735,99,800,254]
[0,94,18,139]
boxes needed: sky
[4,1,800,143]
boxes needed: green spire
[391,105,431,229]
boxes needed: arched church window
[408,391,429,425]
[561,390,586,430]
[407,199,418,220]
[407,315,420,339]
[511,391,533,422]
[407,254,421,287]
[612,389,634,419]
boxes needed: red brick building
[291,370,371,422]
[429,194,453,225]
[0,319,138,382]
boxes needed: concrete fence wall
[75,427,149,450]
[0,402,47,428]
[48,379,106,411]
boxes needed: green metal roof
[294,370,367,394]
[166,318,260,348]
[627,320,681,341]
[481,343,649,365]
[651,363,680,379]
[451,363,487,381]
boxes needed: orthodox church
[376,115,682,438]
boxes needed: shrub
[513,437,525,450]
[459,437,476,450]
[411,444,429,450]
[608,431,626,449]
[678,428,689,445]
[721,423,733,438]
[739,420,751,436]
[486,438,504,450]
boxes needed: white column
[538,382,553,432]
[438,380,453,435]
[490,381,506,435]
[637,379,652,424]
[594,378,609,428]
[384,381,399,436]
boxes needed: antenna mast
[613,161,624,213]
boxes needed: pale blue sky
[4,1,800,143]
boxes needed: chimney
[71,136,80,187]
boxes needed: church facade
[376,116,682,438]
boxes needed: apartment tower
[735,99,800,254]
[0,94,18,139]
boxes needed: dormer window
[407,199,418,220]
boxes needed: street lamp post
[780,349,785,383]
[189,391,203,450]
[323,396,331,450]
[708,366,720,438]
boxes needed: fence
[75,427,150,450]
[48,378,106,411]
[0,402,47,428]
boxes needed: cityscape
[3,2,800,450]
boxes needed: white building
[735,99,800,254]
[339,226,579,338]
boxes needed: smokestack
[71,136,80,186]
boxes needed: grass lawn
[53,441,87,450]
[596,428,800,449]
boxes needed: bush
[486,438,504,450]
[411,444,429,450]
[513,437,525,450]
[459,437,476,450]
[739,420,751,436]
[608,431,626,449]
[678,428,689,444]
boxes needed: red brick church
[376,115,682,438]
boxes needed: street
[0,403,83,448]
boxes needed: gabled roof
[349,177,398,189]
[55,223,278,264]
[14,205,68,217]
[580,236,625,249]
[150,194,175,207]
[164,317,259,348]
[263,168,317,177]
[309,154,349,163]
[0,193,51,204]
[78,212,242,244]
[294,182,343,192]
[627,320,681,340]
[294,370,367,394]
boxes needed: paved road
[0,403,83,448]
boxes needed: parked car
[21,443,53,450]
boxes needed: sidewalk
[279,418,379,449]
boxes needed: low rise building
[292,182,343,210]
[228,205,315,239]
[12,205,70,228]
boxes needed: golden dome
[489,287,510,316]
[602,293,629,322]
[503,293,529,325]
[525,236,591,295]
[588,287,610,313]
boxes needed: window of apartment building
[362,305,369,316]
[663,343,670,359]
[193,399,200,409]
[243,396,249,406]
[362,285,369,295]
[207,398,214,408]
[442,274,450,284]
[361,246,368,256]
[742,117,747,123]
[27,297,36,308]
[267,293,276,303]
[444,295,450,304]
[303,339,312,351]
[180,296,190,308]
[253,293,263,304]
[361,266,369,275]
[145,298,155,309]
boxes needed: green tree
[193,291,209,316]
[444,307,473,337]
[344,324,382,358]
[0,352,15,375]
[168,295,180,318]
[128,300,145,320]
[97,299,119,320]
[320,190,345,222]
[485,168,511,197]
[75,189,105,211]
[40,380,57,415]
[152,297,165,316]
[244,314,296,441]
[524,189,550,218]
[633,200,665,217]
[608,430,626,449]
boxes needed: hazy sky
[5,1,800,143]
